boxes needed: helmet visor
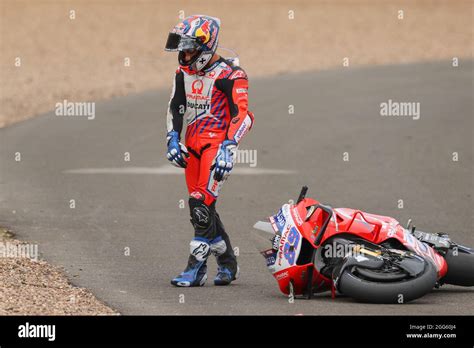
[165,32,181,51]
[165,32,202,53]
[177,35,202,52]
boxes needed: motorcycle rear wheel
[441,248,474,286]
[338,259,437,304]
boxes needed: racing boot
[215,264,240,286]
[172,192,217,287]
[212,212,239,286]
[171,238,210,287]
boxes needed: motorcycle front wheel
[338,257,437,304]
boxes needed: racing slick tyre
[441,249,474,286]
[338,259,437,304]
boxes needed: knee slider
[189,192,212,230]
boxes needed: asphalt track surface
[1,61,473,315]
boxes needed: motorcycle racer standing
[164,15,254,287]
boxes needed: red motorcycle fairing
[316,206,448,278]
[261,197,448,296]
[265,202,330,296]
[292,199,448,278]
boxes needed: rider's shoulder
[219,59,247,80]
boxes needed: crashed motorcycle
[253,186,474,303]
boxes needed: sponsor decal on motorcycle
[292,207,304,226]
[277,214,302,268]
[277,225,289,266]
[283,227,301,265]
[266,203,304,272]
[261,249,277,267]
[275,270,289,281]
[272,234,281,250]
[272,208,286,232]
[270,204,289,234]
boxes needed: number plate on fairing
[269,204,303,273]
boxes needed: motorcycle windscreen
[252,221,279,273]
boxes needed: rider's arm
[215,68,254,144]
[166,68,186,135]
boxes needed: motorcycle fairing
[268,204,304,274]
[333,207,447,276]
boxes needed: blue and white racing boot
[171,256,208,287]
[171,238,210,287]
[209,222,239,286]
[214,265,240,286]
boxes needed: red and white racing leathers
[166,57,254,206]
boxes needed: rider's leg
[198,145,239,285]
[171,150,210,287]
